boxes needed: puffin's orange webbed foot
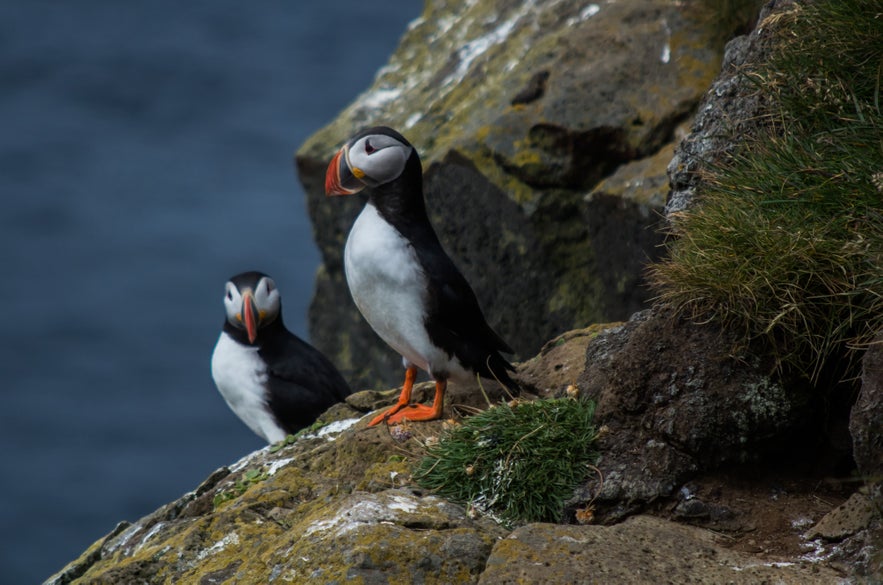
[368,366,418,427]
[368,403,407,426]
[368,378,446,426]
[375,403,443,425]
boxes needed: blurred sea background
[0,2,418,582]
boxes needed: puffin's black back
[257,321,352,434]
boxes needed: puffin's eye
[265,280,272,294]
[226,290,233,301]
[364,139,376,154]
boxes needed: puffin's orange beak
[242,290,258,344]
[325,146,365,196]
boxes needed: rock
[265,489,503,583]
[805,492,876,542]
[572,307,808,521]
[295,0,730,389]
[850,335,883,506]
[516,324,620,397]
[345,383,433,413]
[591,138,682,209]
[46,407,504,584]
[478,515,844,585]
[47,325,851,584]
[833,337,883,580]
[673,497,712,520]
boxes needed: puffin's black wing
[411,230,517,388]
[258,332,352,434]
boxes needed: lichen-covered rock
[478,515,845,585]
[268,490,502,583]
[573,307,808,521]
[296,0,730,389]
[47,329,850,584]
[45,404,504,585]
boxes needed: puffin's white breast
[210,332,287,443]
[344,203,464,378]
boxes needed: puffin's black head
[325,126,418,196]
[222,271,281,344]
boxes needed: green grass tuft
[651,0,883,381]
[413,398,598,528]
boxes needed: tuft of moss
[414,398,598,528]
[650,0,883,381]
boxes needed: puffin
[325,126,517,425]
[210,271,352,443]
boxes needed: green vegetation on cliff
[414,397,598,527]
[651,0,883,380]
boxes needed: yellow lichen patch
[508,145,546,170]
[304,431,395,487]
[355,459,412,492]
[264,465,317,501]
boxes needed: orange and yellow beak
[325,145,366,196]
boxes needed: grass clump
[650,0,883,381]
[414,398,598,528]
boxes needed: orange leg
[369,374,447,426]
[385,379,446,424]
[368,366,418,426]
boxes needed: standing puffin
[210,271,352,443]
[325,126,517,425]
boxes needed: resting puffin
[325,126,517,425]
[210,271,352,442]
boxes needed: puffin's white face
[223,275,280,343]
[325,128,414,195]
[346,133,412,187]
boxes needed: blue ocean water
[0,2,419,582]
